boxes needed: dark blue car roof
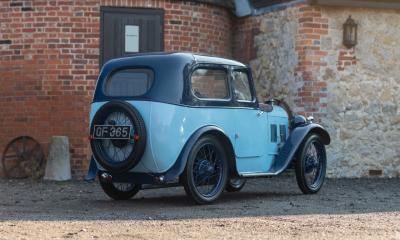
[93,52,248,105]
[105,52,246,67]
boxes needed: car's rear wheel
[182,135,228,204]
[99,178,141,200]
[90,101,146,174]
[295,134,326,194]
[225,178,246,192]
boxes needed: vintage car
[86,52,330,204]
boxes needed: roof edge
[187,0,235,10]
[308,0,400,9]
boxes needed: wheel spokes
[113,182,136,192]
[192,144,223,197]
[99,111,135,163]
[304,141,324,188]
[2,136,45,179]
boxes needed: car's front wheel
[99,176,141,200]
[295,134,327,194]
[182,135,228,204]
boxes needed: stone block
[44,136,71,181]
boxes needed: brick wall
[0,0,233,178]
[294,5,329,121]
[232,17,260,64]
[232,4,328,122]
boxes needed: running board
[240,172,278,177]
[239,153,289,178]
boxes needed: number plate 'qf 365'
[93,125,131,139]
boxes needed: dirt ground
[0,176,399,240]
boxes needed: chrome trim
[240,172,277,177]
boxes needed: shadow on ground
[0,176,399,221]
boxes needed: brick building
[0,0,399,178]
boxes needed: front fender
[162,125,237,182]
[272,123,330,175]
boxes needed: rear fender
[84,156,98,182]
[163,125,239,182]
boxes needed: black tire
[90,101,146,174]
[295,134,327,194]
[182,135,229,204]
[99,178,141,200]
[225,178,246,192]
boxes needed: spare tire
[90,100,146,173]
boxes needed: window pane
[191,68,229,99]
[104,69,153,97]
[233,71,252,101]
[271,124,277,143]
[125,25,139,53]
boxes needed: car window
[104,68,153,97]
[232,71,252,101]
[191,68,229,100]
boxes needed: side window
[191,68,229,100]
[271,124,277,143]
[232,71,253,101]
[104,68,153,97]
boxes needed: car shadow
[0,177,399,221]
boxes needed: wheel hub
[198,159,215,176]
[305,156,318,174]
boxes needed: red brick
[0,0,233,179]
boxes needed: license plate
[93,125,131,139]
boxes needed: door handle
[257,111,265,117]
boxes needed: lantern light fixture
[343,15,358,49]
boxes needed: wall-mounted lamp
[343,16,358,49]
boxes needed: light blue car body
[90,101,289,176]
[86,53,330,183]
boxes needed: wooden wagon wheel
[1,136,45,179]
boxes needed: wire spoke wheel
[90,101,146,174]
[1,136,45,179]
[183,135,228,204]
[295,134,327,194]
[192,144,223,197]
[112,182,137,192]
[226,178,246,192]
[304,141,323,188]
[99,175,141,200]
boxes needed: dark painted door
[100,7,164,66]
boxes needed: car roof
[94,52,249,104]
[192,54,246,67]
[106,52,247,67]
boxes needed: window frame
[230,67,257,108]
[231,69,255,103]
[189,64,232,102]
[102,67,155,98]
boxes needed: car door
[232,68,267,159]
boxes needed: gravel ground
[0,176,399,240]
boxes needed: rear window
[190,68,229,100]
[104,68,154,97]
